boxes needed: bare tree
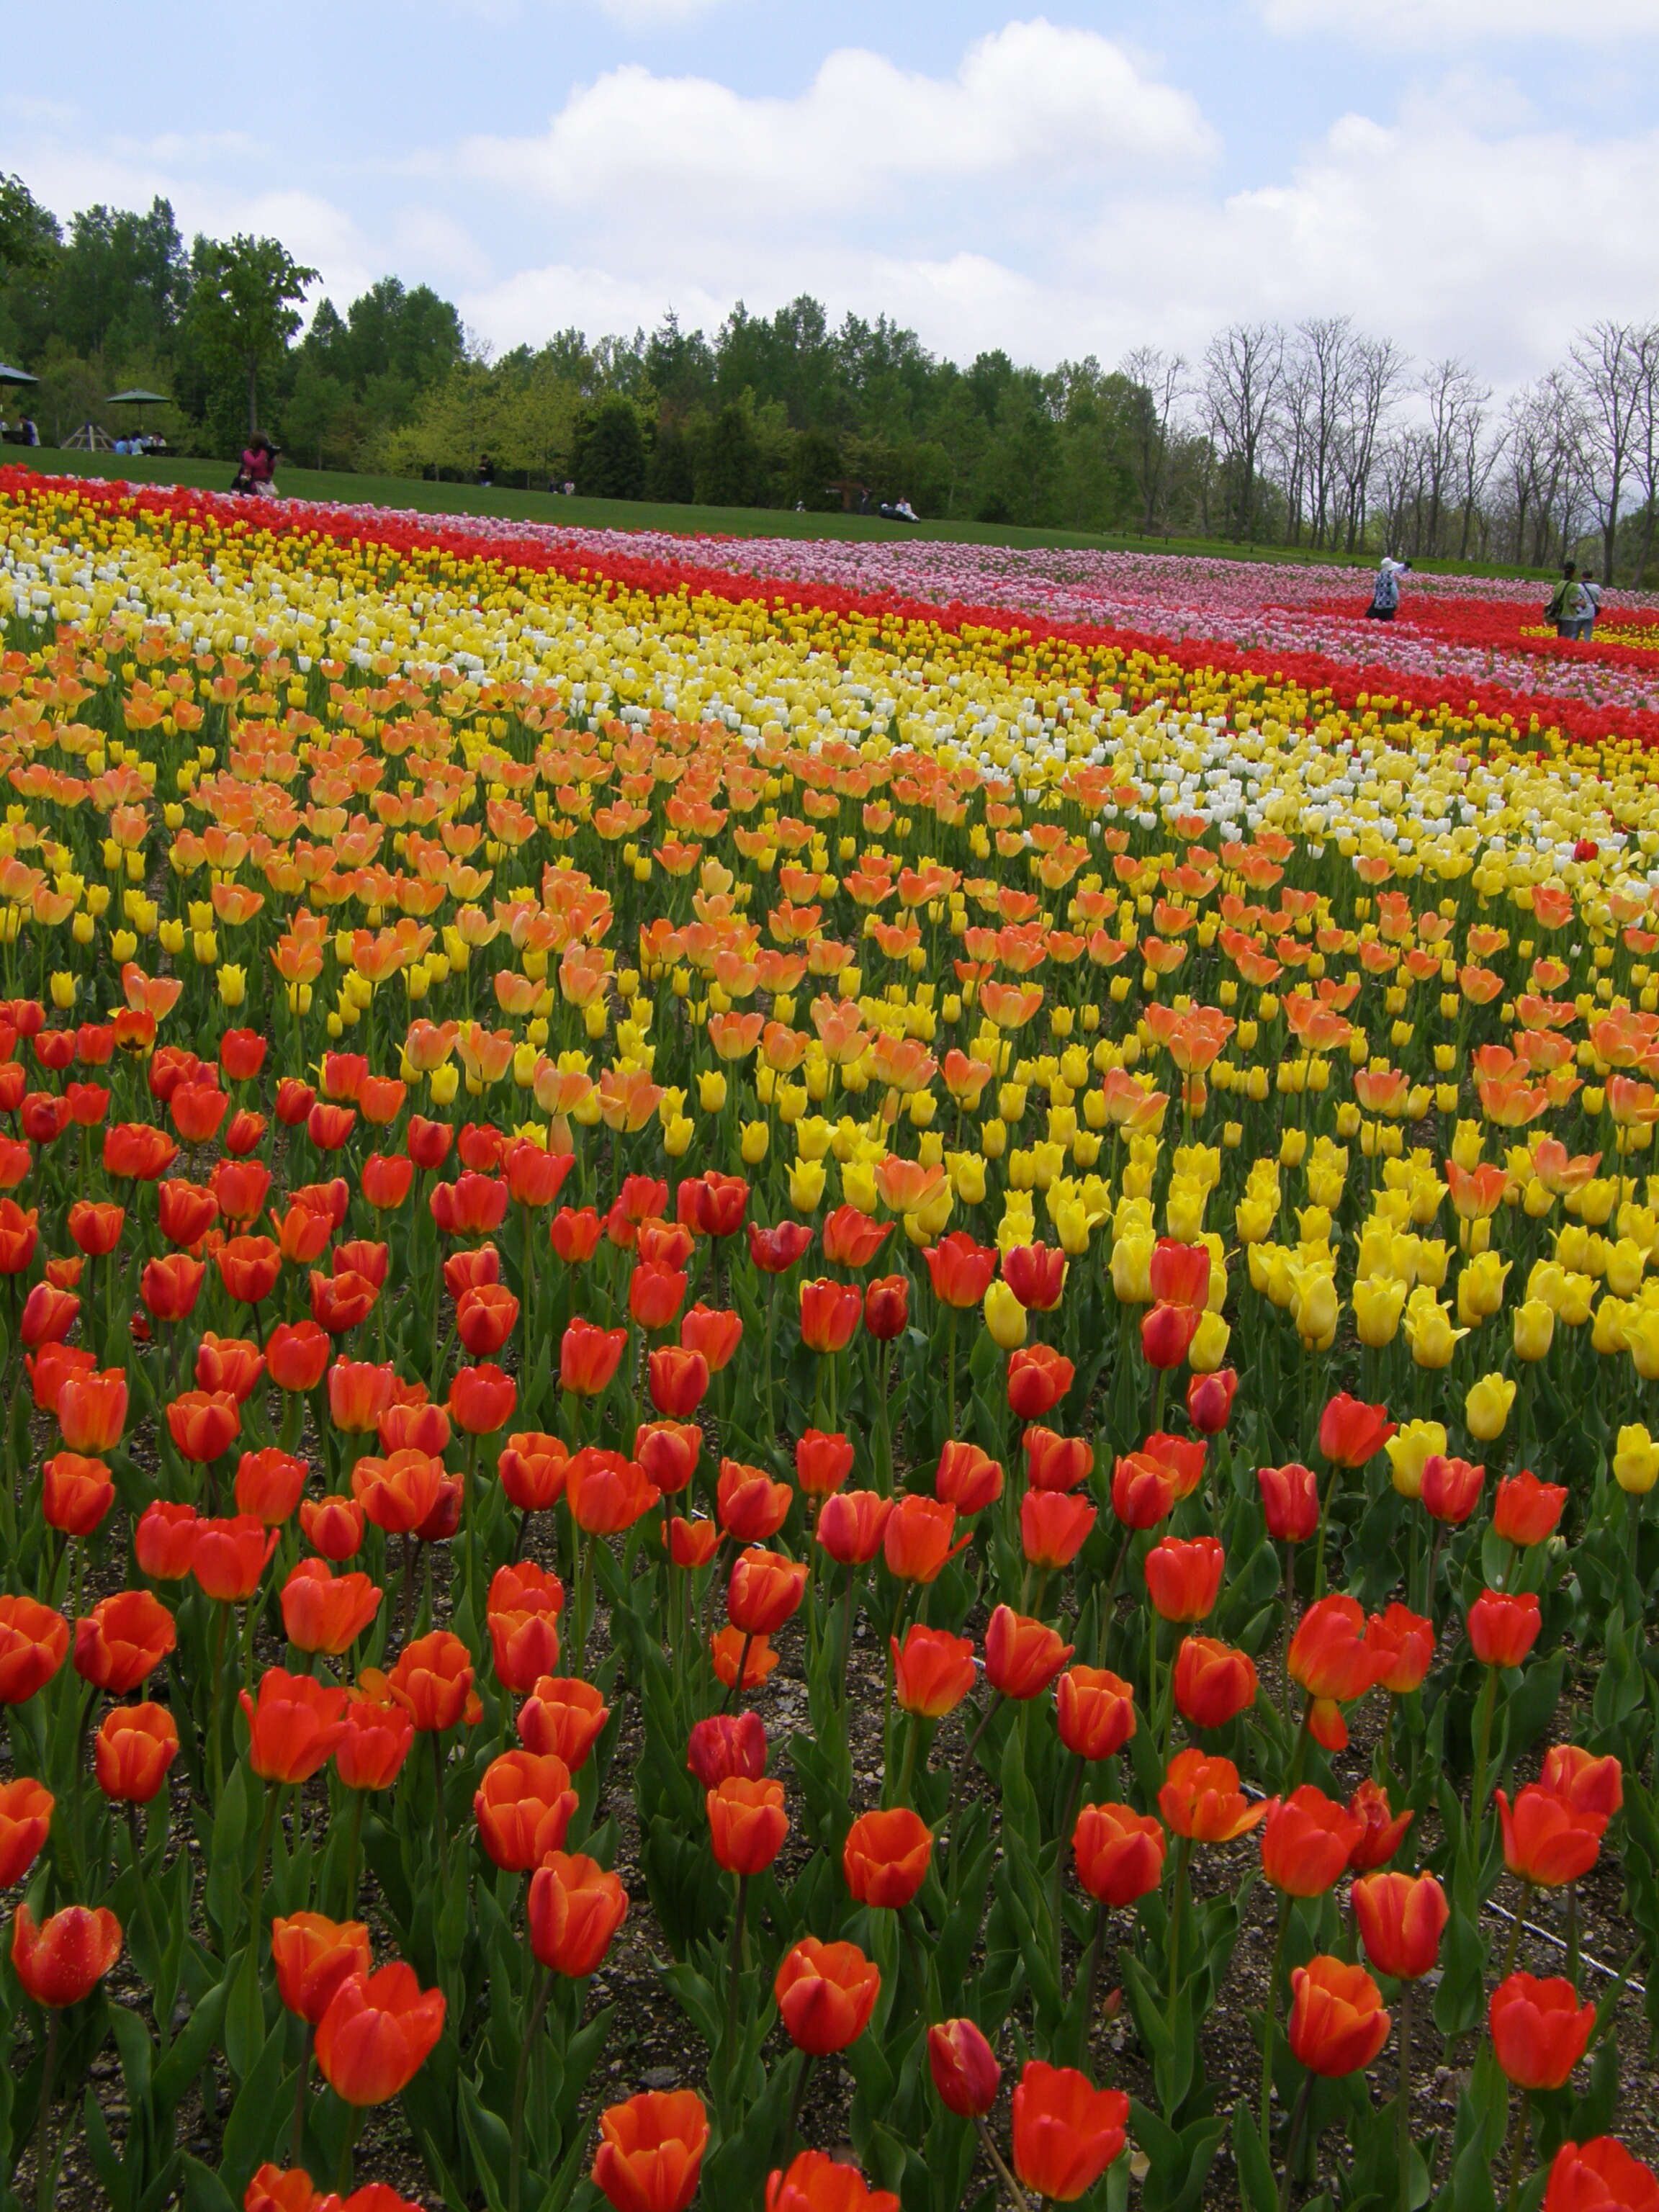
[1629,325,1659,586]
[1120,345,1188,536]
[1336,335,1406,552]
[1413,358,1491,558]
[1203,323,1285,541]
[1573,320,1648,584]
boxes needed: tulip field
[9,469,1659,2212]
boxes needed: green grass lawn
[1,445,1550,579]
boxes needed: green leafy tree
[189,233,317,435]
[572,395,648,500]
[0,174,56,281]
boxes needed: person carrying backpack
[1366,556,1409,620]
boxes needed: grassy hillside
[1,446,1552,578]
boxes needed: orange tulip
[387,1630,475,1732]
[73,1588,175,1694]
[1288,1954,1390,2076]
[591,2088,709,2212]
[891,1624,976,1718]
[984,1605,1072,1700]
[1158,1748,1267,1843]
[42,1450,114,1537]
[775,1937,881,2054]
[335,1689,414,1793]
[240,1666,351,1784]
[1260,1785,1364,1897]
[271,1911,372,2026]
[528,1851,628,1976]
[1071,1802,1166,1906]
[842,1806,932,1908]
[708,1776,788,1876]
[280,1560,382,1657]
[1490,1972,1596,2090]
[0,1776,53,1884]
[473,1748,577,1871]
[882,1494,967,1585]
[0,1593,68,1705]
[192,1514,279,1602]
[517,1676,610,1770]
[1352,1870,1449,1981]
[94,1704,178,1804]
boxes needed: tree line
[1,171,1655,575]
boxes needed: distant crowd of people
[0,417,39,446]
[1370,552,1602,641]
[112,431,168,457]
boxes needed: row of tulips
[1,477,1658,2212]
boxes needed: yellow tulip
[983,1280,1027,1351]
[1614,1423,1659,1494]
[1110,1233,1153,1303]
[1353,1277,1406,1349]
[697,1069,727,1112]
[1386,1420,1447,1501]
[217,965,247,1009]
[788,1159,827,1215]
[663,1113,694,1157]
[1464,1372,1516,1442]
[1187,1308,1231,1372]
[1511,1300,1555,1361]
[739,1120,769,1165]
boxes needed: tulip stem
[724,1628,755,1714]
[508,1965,554,2212]
[1277,2071,1313,2212]
[973,2114,1035,2212]
[1166,1835,1191,2055]
[1311,1462,1337,1601]
[724,1874,750,2097]
[289,2032,310,2164]
[1501,1881,1531,1982]
[430,1728,449,1887]
[1259,1889,1291,2139]
[335,2103,362,2196]
[1079,1897,1109,2064]
[208,1599,231,1803]
[1396,1982,1412,2212]
[783,2049,815,2162]
[33,2010,60,2212]
[126,1802,169,2054]
[343,1786,367,1920]
[1051,1751,1086,1989]
[1502,2090,1529,2212]
[1566,1881,1580,1994]
[1469,1664,1498,1869]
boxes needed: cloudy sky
[6,1,1659,382]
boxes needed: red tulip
[1489,1972,1596,2090]
[1172,1636,1257,1729]
[166,1388,240,1463]
[1143,1534,1223,1622]
[386,1630,476,1732]
[270,1912,372,2026]
[0,1593,68,1704]
[1071,1802,1166,1906]
[562,1317,627,1397]
[747,1218,816,1274]
[1318,1393,1395,1467]
[473,1749,577,1872]
[680,1303,742,1371]
[1540,2139,1659,2212]
[686,1712,767,1790]
[1257,1462,1319,1542]
[1495,1470,1568,1546]
[11,1902,122,2006]
[517,1676,610,1770]
[1353,1871,1449,1981]
[1261,1785,1364,1897]
[1467,1588,1542,1669]
[0,1776,53,1883]
[281,1561,382,1657]
[1006,1343,1073,1420]
[984,1605,1072,1699]
[1496,1784,1606,1888]
[891,1624,976,1717]
[922,1232,995,1310]
[1056,1666,1136,1761]
[927,2019,999,2119]
[315,1962,445,2105]
[935,1439,1003,1514]
[94,1704,178,1804]
[1346,1779,1414,1870]
[1010,2060,1130,2203]
[192,1514,279,1603]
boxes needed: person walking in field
[1546,562,1588,639]
[1366,554,1409,620]
[1579,570,1603,640]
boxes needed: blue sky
[6,2,1658,385]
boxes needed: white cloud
[457,19,1216,226]
[1261,0,1659,41]
[595,0,727,24]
